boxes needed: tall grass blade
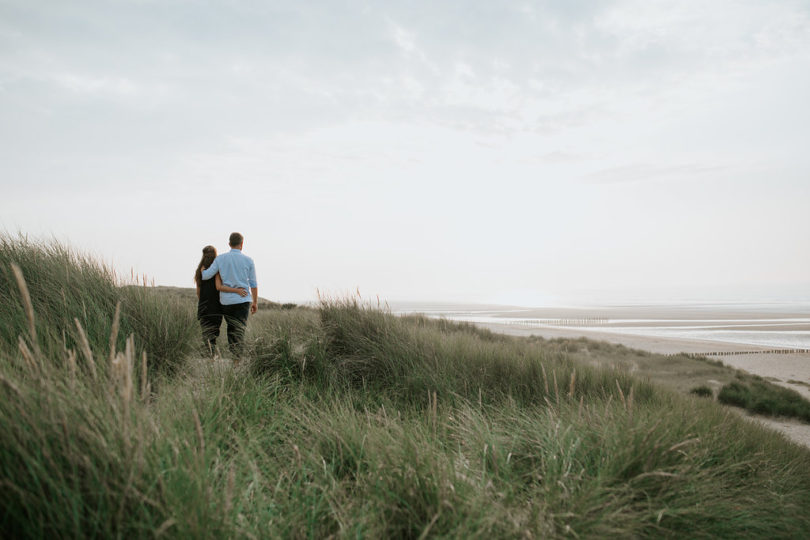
[74,318,97,380]
[109,301,121,363]
[11,263,41,358]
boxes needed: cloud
[3,0,808,141]
[537,151,593,165]
[583,162,726,185]
[1,0,809,301]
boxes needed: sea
[389,301,810,351]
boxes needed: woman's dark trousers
[200,314,222,356]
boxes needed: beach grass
[690,385,714,398]
[0,234,196,377]
[2,235,810,537]
[534,337,810,422]
[718,375,810,422]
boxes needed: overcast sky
[1,0,809,305]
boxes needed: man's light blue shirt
[201,248,258,305]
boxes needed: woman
[194,245,247,356]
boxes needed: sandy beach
[475,321,810,395]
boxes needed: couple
[193,232,258,358]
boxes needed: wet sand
[478,322,774,354]
[477,322,810,390]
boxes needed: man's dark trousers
[222,302,250,357]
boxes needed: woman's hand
[237,288,248,297]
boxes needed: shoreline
[395,302,810,352]
[476,322,810,396]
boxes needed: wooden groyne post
[671,348,810,358]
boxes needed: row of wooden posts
[679,349,810,358]
[506,318,609,327]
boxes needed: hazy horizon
[2,1,808,306]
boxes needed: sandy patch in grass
[711,353,810,399]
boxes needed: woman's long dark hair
[194,245,217,285]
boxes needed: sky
[1,0,809,306]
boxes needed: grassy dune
[527,336,810,424]
[0,235,196,376]
[2,235,810,538]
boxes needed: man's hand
[250,287,258,314]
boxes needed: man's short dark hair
[229,232,244,247]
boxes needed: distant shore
[391,302,810,392]
[477,321,810,397]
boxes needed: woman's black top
[197,277,222,318]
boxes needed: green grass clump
[2,238,810,537]
[119,285,197,376]
[718,378,810,422]
[690,385,714,398]
[318,299,658,409]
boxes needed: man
[201,232,258,358]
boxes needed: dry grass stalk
[634,471,679,480]
[110,353,123,385]
[155,519,177,538]
[668,438,700,453]
[74,318,97,379]
[541,363,549,395]
[109,350,128,437]
[604,394,614,415]
[66,349,77,386]
[482,444,488,480]
[418,511,442,540]
[192,407,205,457]
[16,334,32,361]
[111,344,134,430]
[553,369,560,406]
[616,380,626,408]
[10,263,40,357]
[140,351,148,402]
[431,390,438,436]
[569,369,576,398]
[0,373,22,397]
[292,443,302,468]
[17,336,42,373]
[224,464,236,514]
[108,301,121,364]
[627,385,634,415]
[121,335,134,406]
